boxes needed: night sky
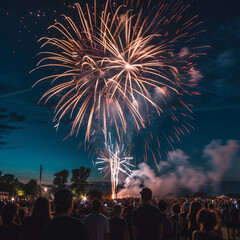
[0,0,240,192]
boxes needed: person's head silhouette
[140,188,152,204]
[54,189,73,216]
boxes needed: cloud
[203,139,239,193]
[34,120,48,125]
[0,141,7,149]
[118,139,240,198]
[0,124,18,133]
[190,19,240,111]
[0,110,27,148]
[217,51,235,67]
[0,88,30,98]
[0,115,8,120]
[9,112,27,122]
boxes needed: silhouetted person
[208,203,214,210]
[18,208,27,223]
[158,200,173,240]
[171,203,180,240]
[84,198,110,240]
[132,188,163,240]
[179,202,190,240]
[0,202,20,240]
[187,201,201,240]
[192,208,224,240]
[221,203,232,239]
[124,204,134,240]
[0,201,6,225]
[230,204,239,240]
[109,204,129,240]
[41,189,89,240]
[21,197,51,240]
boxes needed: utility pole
[40,164,43,196]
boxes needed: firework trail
[96,133,134,199]
[32,0,206,144]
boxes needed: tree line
[53,166,91,198]
[0,171,38,197]
[0,166,91,199]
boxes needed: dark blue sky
[0,0,240,188]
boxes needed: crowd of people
[0,187,239,240]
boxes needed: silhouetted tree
[0,174,16,195]
[71,167,91,199]
[87,188,103,200]
[24,179,38,197]
[53,170,69,190]
[0,171,26,196]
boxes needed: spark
[96,133,134,199]
[54,122,59,130]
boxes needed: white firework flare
[96,133,134,199]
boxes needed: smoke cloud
[179,47,190,58]
[118,139,239,198]
[189,67,203,81]
[204,139,240,193]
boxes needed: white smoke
[179,47,190,58]
[189,67,203,81]
[179,47,203,82]
[204,139,240,193]
[118,140,239,198]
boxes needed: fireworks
[32,0,206,194]
[96,133,134,199]
[32,0,205,143]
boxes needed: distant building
[0,191,9,200]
